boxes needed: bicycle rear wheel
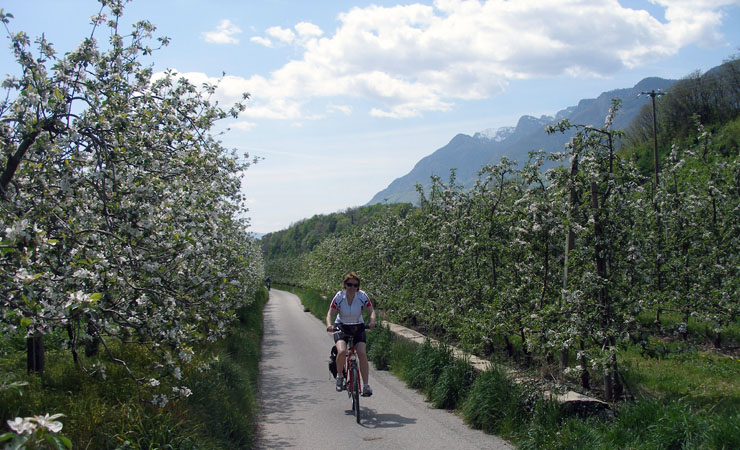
[351,365,361,423]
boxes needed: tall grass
[520,397,740,450]
[462,365,528,435]
[366,320,394,370]
[0,288,268,448]
[430,357,476,409]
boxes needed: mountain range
[367,76,676,205]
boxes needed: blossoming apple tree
[0,0,263,399]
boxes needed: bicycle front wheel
[351,365,361,423]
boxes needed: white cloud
[202,19,242,44]
[251,25,308,47]
[250,36,273,47]
[295,22,323,39]
[328,104,352,115]
[266,26,296,45]
[654,0,737,47]
[212,1,740,119]
[232,121,257,131]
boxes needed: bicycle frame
[337,324,364,424]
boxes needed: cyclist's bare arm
[367,304,376,329]
[326,308,337,332]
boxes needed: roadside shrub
[387,337,416,378]
[517,400,568,450]
[462,365,526,436]
[367,324,394,370]
[430,358,475,409]
[407,340,453,393]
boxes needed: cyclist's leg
[356,341,369,387]
[335,340,347,371]
[334,339,348,378]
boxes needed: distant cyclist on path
[326,272,376,396]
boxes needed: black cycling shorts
[333,323,366,345]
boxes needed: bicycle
[333,323,367,424]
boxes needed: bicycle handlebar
[331,322,366,333]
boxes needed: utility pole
[640,89,666,326]
[640,90,665,189]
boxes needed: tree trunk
[520,327,531,367]
[603,339,622,402]
[504,335,513,358]
[67,323,80,365]
[27,336,45,374]
[579,340,590,390]
[85,320,100,357]
[613,359,623,400]
[713,330,722,349]
[559,348,569,376]
[561,156,577,380]
[682,309,690,341]
[604,367,613,402]
[653,205,664,328]
[563,157,578,293]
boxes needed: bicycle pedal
[361,392,372,397]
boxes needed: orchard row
[269,102,740,400]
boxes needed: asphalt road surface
[256,289,514,450]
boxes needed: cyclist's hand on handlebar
[368,320,376,329]
[326,324,335,332]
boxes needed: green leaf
[20,318,31,328]
[89,293,103,303]
[58,435,73,449]
[44,434,71,450]
[27,273,43,282]
[2,434,26,450]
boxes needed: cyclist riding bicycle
[326,272,376,396]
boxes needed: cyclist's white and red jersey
[330,289,372,325]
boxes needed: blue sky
[3,0,740,234]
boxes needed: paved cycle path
[256,289,513,449]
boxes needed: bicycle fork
[345,352,358,392]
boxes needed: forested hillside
[261,202,414,259]
[265,55,740,404]
[626,57,740,174]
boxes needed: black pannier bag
[328,345,338,378]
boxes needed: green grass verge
[0,288,268,449]
[620,340,740,413]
